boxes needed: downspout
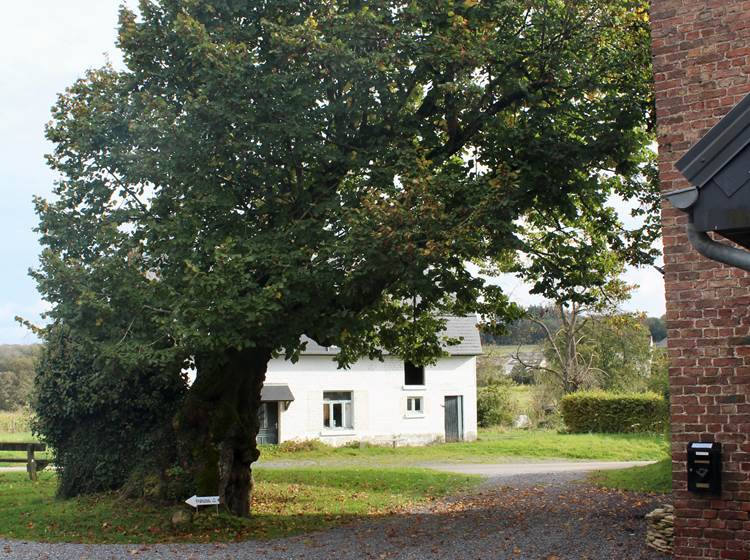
[686,221,750,272]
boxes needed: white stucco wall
[264,355,478,446]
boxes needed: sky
[0,2,666,345]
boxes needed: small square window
[406,396,424,415]
[404,361,424,386]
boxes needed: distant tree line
[0,345,41,411]
[646,316,667,342]
[482,305,666,346]
[481,305,562,345]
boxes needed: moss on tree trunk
[176,348,271,517]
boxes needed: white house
[257,316,481,447]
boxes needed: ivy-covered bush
[33,327,186,498]
[477,381,518,428]
[560,391,667,433]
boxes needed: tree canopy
[34,0,656,515]
[646,316,667,342]
[0,345,41,411]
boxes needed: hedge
[560,391,667,433]
[477,382,518,428]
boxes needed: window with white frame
[406,396,424,416]
[323,391,353,429]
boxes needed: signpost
[185,495,220,514]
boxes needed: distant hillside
[0,345,42,411]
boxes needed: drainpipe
[686,221,750,272]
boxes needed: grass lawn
[0,432,37,442]
[590,458,672,494]
[260,429,669,465]
[508,384,533,415]
[0,468,479,544]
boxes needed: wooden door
[444,395,464,442]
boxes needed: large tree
[35,0,654,515]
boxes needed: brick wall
[651,1,750,558]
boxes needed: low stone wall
[645,504,673,555]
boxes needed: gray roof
[260,384,295,402]
[299,316,482,357]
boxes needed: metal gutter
[686,221,750,272]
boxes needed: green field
[508,384,534,415]
[482,344,541,357]
[260,429,669,465]
[0,468,479,543]
[0,410,31,434]
[590,458,672,494]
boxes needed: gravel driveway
[0,465,669,560]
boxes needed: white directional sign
[185,495,220,508]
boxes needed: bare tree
[514,303,604,394]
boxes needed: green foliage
[477,380,519,428]
[539,311,656,395]
[32,327,186,498]
[528,383,564,430]
[560,391,668,434]
[647,347,670,400]
[36,0,657,366]
[580,314,654,392]
[509,363,536,385]
[0,345,41,411]
[646,316,667,342]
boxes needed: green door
[444,395,464,442]
[257,402,279,445]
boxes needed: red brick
[653,1,750,558]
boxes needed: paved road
[0,461,669,560]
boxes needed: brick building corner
[652,1,750,558]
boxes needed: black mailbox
[667,93,750,251]
[687,441,721,494]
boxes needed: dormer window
[404,361,424,386]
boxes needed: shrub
[477,381,518,428]
[33,327,186,498]
[560,391,667,433]
[510,363,536,385]
[529,384,562,430]
[276,439,330,453]
[647,348,670,400]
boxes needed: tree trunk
[176,347,272,517]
